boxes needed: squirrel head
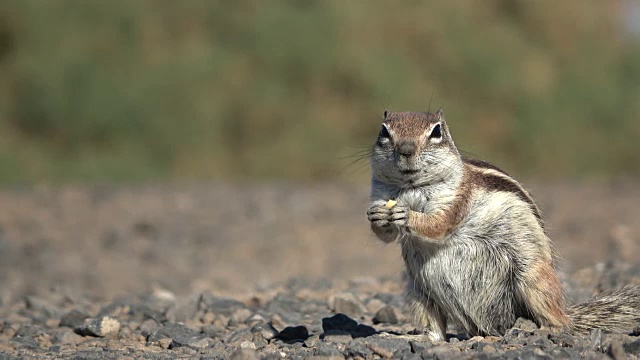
[371,109,462,187]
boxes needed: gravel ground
[0,181,639,359]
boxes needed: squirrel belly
[366,110,640,340]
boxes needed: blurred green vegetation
[0,0,639,183]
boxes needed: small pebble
[304,334,320,347]
[250,321,279,340]
[74,317,121,337]
[329,293,364,318]
[372,305,398,324]
[240,341,256,349]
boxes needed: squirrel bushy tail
[567,284,640,333]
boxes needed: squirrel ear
[383,109,390,120]
[436,108,444,119]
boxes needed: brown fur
[519,260,572,328]
[384,111,440,137]
[465,160,544,226]
[410,159,545,241]
[408,171,473,240]
[369,110,640,338]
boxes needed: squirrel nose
[397,141,417,157]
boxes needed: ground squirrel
[366,110,640,341]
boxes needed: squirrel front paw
[367,200,409,228]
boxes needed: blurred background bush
[0,0,639,184]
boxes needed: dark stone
[317,312,376,338]
[373,305,399,324]
[60,310,90,328]
[624,338,640,354]
[148,323,210,349]
[322,313,358,333]
[354,324,377,338]
[276,325,309,342]
[453,333,470,341]
[74,316,121,337]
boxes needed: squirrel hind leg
[406,283,447,342]
[517,260,573,330]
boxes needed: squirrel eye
[379,126,391,139]
[429,124,442,139]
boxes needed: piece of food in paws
[386,199,397,209]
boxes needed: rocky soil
[0,181,639,359]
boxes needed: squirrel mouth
[400,169,421,175]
